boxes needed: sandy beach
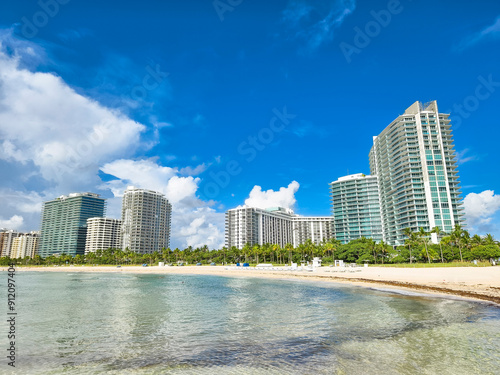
[12,264,500,305]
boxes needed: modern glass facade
[39,193,106,257]
[369,101,464,245]
[330,174,383,244]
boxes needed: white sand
[11,265,500,304]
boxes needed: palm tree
[252,244,261,264]
[377,240,388,264]
[285,243,293,264]
[403,227,415,264]
[431,226,445,263]
[272,244,281,264]
[367,238,377,264]
[242,243,251,263]
[304,239,314,261]
[451,224,465,262]
[484,233,496,246]
[471,234,482,247]
[418,227,431,263]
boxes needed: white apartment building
[0,229,20,257]
[85,218,122,254]
[330,174,383,244]
[292,216,335,246]
[369,101,463,245]
[225,206,333,249]
[121,187,172,254]
[10,232,40,259]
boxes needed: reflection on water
[10,272,500,374]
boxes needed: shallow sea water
[3,272,500,374]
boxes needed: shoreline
[11,265,500,306]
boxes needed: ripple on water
[14,272,500,374]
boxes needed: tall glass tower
[369,101,463,245]
[39,193,106,257]
[330,174,383,244]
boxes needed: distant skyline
[0,0,499,249]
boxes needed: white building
[225,206,333,249]
[292,216,335,246]
[85,218,122,254]
[369,101,463,245]
[121,187,172,254]
[10,232,40,259]
[0,229,20,258]
[330,173,383,244]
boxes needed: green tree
[418,227,431,263]
[431,226,445,263]
[451,224,465,262]
[403,227,418,264]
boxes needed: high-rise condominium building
[121,187,172,254]
[292,217,335,246]
[10,232,40,259]
[225,207,293,249]
[0,229,20,257]
[39,193,106,257]
[369,101,463,245]
[225,206,333,249]
[330,174,383,244]
[85,218,122,254]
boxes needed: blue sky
[0,0,499,248]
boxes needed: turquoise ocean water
[3,271,500,374]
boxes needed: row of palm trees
[2,224,498,266]
[402,224,498,263]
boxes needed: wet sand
[12,264,500,305]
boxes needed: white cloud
[243,181,300,210]
[0,41,146,192]
[0,215,24,230]
[456,148,479,165]
[100,159,177,196]
[0,34,150,233]
[457,15,500,51]
[100,159,225,249]
[0,33,224,249]
[463,190,500,234]
[179,163,209,176]
[283,0,356,51]
[0,188,47,232]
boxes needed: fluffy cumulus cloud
[0,215,24,230]
[0,34,150,233]
[0,46,146,191]
[282,0,356,51]
[100,159,225,249]
[0,34,225,249]
[243,181,300,210]
[463,190,500,234]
